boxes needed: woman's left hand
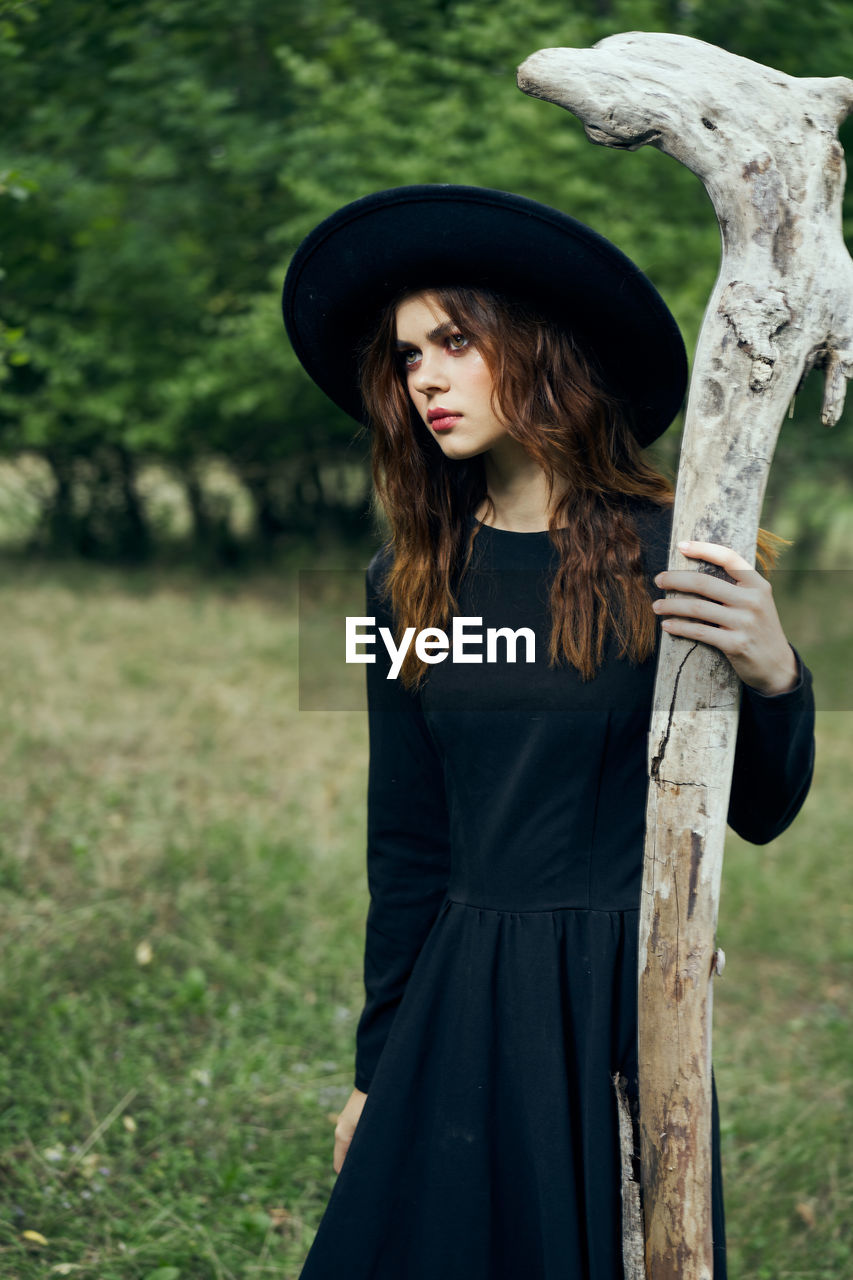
[652,539,799,696]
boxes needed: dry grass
[0,556,849,1278]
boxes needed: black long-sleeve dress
[297,499,816,1280]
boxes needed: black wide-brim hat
[282,185,687,448]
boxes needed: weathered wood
[517,32,853,1278]
[613,1073,645,1280]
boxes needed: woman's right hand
[333,1087,368,1173]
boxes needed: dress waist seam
[443,896,640,916]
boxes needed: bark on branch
[518,31,852,1279]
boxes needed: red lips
[427,407,461,432]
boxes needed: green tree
[0,0,850,558]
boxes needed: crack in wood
[650,642,699,781]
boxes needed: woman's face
[394,292,511,461]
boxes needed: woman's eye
[401,349,421,368]
[448,332,469,351]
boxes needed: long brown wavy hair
[359,285,789,690]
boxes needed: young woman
[282,186,816,1280]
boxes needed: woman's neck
[476,444,567,532]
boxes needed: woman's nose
[411,350,449,394]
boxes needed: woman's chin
[434,438,491,462]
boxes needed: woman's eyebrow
[395,321,456,349]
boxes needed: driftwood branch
[518,31,853,1279]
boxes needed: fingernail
[677,540,691,550]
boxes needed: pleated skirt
[298,899,726,1279]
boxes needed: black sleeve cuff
[741,643,810,710]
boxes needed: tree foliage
[1,0,851,558]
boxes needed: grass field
[0,553,849,1279]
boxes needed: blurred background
[0,1,850,1277]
